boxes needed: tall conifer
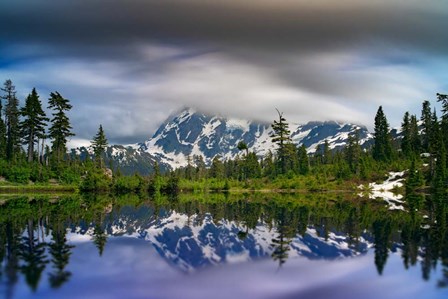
[373,106,393,162]
[1,80,20,161]
[20,88,48,162]
[48,92,74,163]
[91,124,108,168]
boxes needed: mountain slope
[138,108,372,169]
[71,107,374,172]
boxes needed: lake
[0,192,447,299]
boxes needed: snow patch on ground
[361,171,406,211]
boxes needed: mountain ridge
[71,107,374,173]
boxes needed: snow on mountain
[70,107,373,172]
[137,108,372,169]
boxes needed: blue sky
[0,0,447,147]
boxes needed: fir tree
[401,111,412,158]
[48,92,74,163]
[19,88,48,162]
[1,80,20,161]
[345,131,362,175]
[270,109,292,175]
[437,93,448,143]
[322,139,331,164]
[409,114,421,155]
[243,152,261,179]
[0,92,5,159]
[210,155,224,179]
[421,100,432,153]
[297,144,309,175]
[372,106,393,162]
[91,124,108,168]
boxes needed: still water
[0,192,447,299]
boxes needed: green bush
[80,170,111,192]
[7,166,31,184]
[114,174,144,193]
[59,168,81,185]
[30,164,50,183]
[0,160,8,177]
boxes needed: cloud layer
[1,0,447,145]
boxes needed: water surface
[0,192,447,299]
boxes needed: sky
[0,0,447,147]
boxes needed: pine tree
[19,88,48,162]
[372,106,393,162]
[0,91,5,159]
[48,92,74,163]
[270,109,292,175]
[210,155,224,179]
[409,115,421,155]
[91,124,108,168]
[323,139,331,164]
[345,131,362,174]
[1,80,20,161]
[401,111,412,158]
[421,100,432,153]
[437,93,448,143]
[297,144,309,175]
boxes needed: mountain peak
[136,109,372,169]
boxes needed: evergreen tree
[1,80,21,161]
[372,106,393,162]
[91,124,108,168]
[0,92,5,159]
[210,155,224,179]
[401,111,412,158]
[421,100,432,153]
[409,114,421,155]
[262,151,276,178]
[243,152,261,179]
[297,144,309,175]
[19,88,48,162]
[270,109,292,175]
[237,141,249,155]
[345,131,362,175]
[437,93,448,144]
[48,92,74,163]
[433,140,446,191]
[322,139,331,164]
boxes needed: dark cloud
[2,1,448,55]
[1,0,447,145]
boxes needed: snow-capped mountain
[71,107,373,173]
[137,108,372,169]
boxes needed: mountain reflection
[0,192,447,296]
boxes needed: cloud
[0,0,447,143]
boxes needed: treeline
[172,96,448,193]
[0,79,111,188]
[1,77,447,195]
[0,79,77,182]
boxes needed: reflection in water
[0,192,447,297]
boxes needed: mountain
[137,108,372,169]
[71,108,373,173]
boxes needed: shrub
[114,174,144,193]
[80,169,111,192]
[7,166,31,184]
[59,168,81,185]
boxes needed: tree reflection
[0,191,447,294]
[48,224,74,288]
[19,219,48,291]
